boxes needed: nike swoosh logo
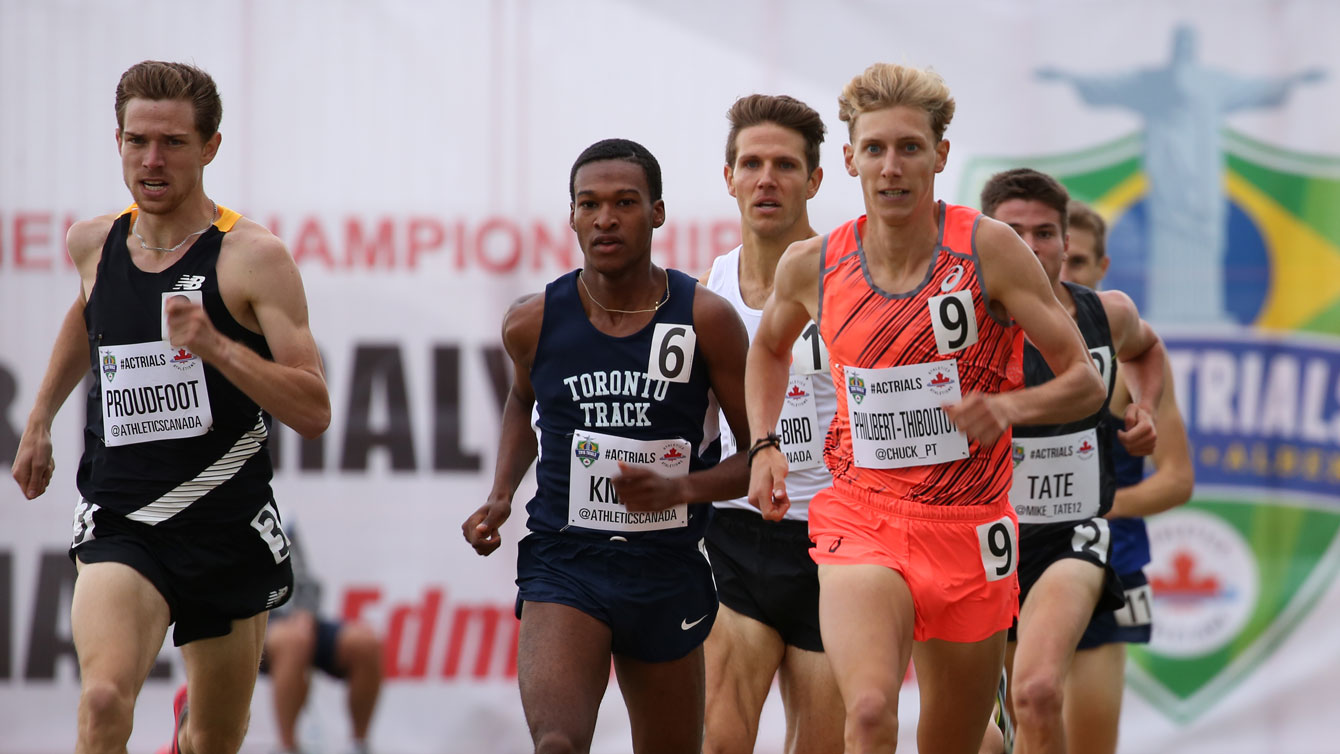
[681,614,708,631]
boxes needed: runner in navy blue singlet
[982,169,1168,754]
[462,139,751,754]
[1061,200,1194,754]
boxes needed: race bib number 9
[99,340,213,447]
[569,430,691,532]
[977,515,1018,582]
[843,361,969,468]
[928,290,979,355]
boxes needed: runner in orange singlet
[744,63,1106,754]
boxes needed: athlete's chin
[128,192,180,215]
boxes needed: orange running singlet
[818,202,1023,506]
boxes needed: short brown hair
[1066,200,1108,260]
[837,63,955,141]
[725,94,827,174]
[115,61,223,139]
[979,168,1071,232]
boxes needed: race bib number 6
[647,324,697,383]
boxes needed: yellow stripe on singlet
[120,202,242,232]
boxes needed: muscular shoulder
[691,283,749,363]
[501,292,545,365]
[66,213,119,265]
[1096,288,1138,325]
[773,236,823,298]
[972,215,1033,266]
[973,216,1051,312]
[220,216,292,267]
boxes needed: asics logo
[172,275,206,291]
[681,614,708,631]
[940,265,965,293]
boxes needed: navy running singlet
[1012,282,1119,527]
[525,268,721,546]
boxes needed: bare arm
[1107,361,1194,518]
[462,294,542,555]
[745,238,821,520]
[11,296,89,499]
[1102,288,1166,456]
[168,225,329,438]
[11,217,111,499]
[944,219,1104,442]
[618,286,752,509]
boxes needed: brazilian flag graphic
[963,131,1340,722]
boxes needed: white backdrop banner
[2,2,1338,753]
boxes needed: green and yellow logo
[963,24,1339,722]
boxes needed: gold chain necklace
[578,269,670,315]
[132,201,218,253]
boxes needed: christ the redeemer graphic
[1038,25,1324,325]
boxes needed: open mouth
[591,234,622,251]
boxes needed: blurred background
[1,1,1338,752]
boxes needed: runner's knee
[185,709,250,754]
[534,730,584,754]
[1011,671,1064,722]
[845,688,897,738]
[79,680,135,731]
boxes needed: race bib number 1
[791,321,829,375]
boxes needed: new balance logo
[265,586,290,608]
[172,275,207,291]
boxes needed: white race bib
[778,375,824,471]
[843,361,969,469]
[568,430,690,532]
[99,341,212,447]
[1010,428,1102,523]
[790,321,829,375]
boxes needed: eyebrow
[122,130,192,139]
[575,188,643,197]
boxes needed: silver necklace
[578,269,670,315]
[132,201,217,253]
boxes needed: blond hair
[837,63,955,141]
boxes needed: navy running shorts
[515,531,718,663]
